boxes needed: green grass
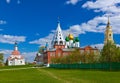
[0,67,120,83]
[0,65,33,69]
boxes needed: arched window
[60,41,63,45]
[54,41,58,45]
[109,34,111,36]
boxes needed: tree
[0,53,4,66]
[51,48,82,64]
[100,42,120,62]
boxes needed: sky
[0,0,120,62]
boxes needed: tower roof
[75,37,80,42]
[106,17,111,28]
[12,50,20,55]
[65,36,70,41]
[51,18,65,46]
[68,34,74,40]
[12,42,20,55]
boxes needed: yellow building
[104,17,114,44]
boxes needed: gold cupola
[68,34,74,40]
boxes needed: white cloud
[66,0,81,5]
[0,34,26,44]
[91,43,104,50]
[29,33,54,47]
[17,0,21,4]
[6,0,21,4]
[0,49,12,55]
[0,20,7,25]
[82,0,120,13]
[81,0,120,34]
[6,0,11,4]
[65,0,120,35]
[22,52,37,62]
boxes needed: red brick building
[42,21,99,67]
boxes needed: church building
[7,42,25,66]
[42,19,99,67]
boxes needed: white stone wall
[8,55,25,66]
[8,59,25,66]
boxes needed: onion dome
[75,37,80,42]
[68,34,74,40]
[65,37,70,41]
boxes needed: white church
[7,42,25,66]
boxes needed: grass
[0,65,33,69]
[0,67,120,83]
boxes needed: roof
[12,50,20,55]
[80,46,98,50]
[8,56,24,61]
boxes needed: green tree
[100,42,120,62]
[0,53,4,66]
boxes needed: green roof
[75,37,80,42]
[65,37,70,41]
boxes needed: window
[109,34,111,36]
[60,41,63,45]
[55,41,58,45]
[20,61,22,63]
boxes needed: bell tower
[51,18,65,48]
[104,17,114,44]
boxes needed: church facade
[7,42,25,66]
[42,20,99,66]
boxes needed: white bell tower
[51,18,65,47]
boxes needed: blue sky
[0,0,120,62]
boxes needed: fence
[50,63,120,70]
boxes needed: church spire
[51,17,65,46]
[107,16,110,27]
[104,17,114,45]
[57,16,60,24]
[14,42,18,51]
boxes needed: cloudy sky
[0,0,120,62]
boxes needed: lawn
[0,67,120,83]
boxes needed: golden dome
[68,34,74,40]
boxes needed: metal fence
[50,63,120,70]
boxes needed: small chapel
[7,42,25,66]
